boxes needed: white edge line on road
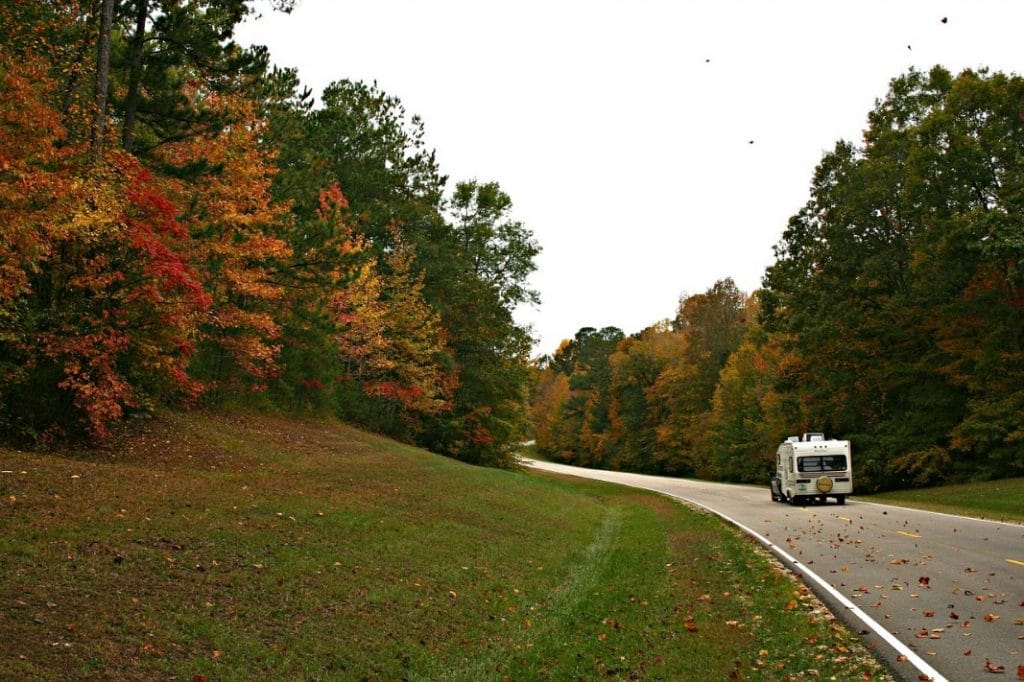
[691,502,948,682]
[854,499,1024,528]
[522,460,948,682]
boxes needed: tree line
[0,1,538,468]
[531,66,1024,491]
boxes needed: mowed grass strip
[864,477,1024,523]
[0,412,890,680]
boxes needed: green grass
[864,477,1024,523]
[0,411,890,680]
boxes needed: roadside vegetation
[864,477,1024,524]
[1,412,889,680]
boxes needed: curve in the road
[523,459,953,682]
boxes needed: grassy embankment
[1,412,889,680]
[865,477,1024,523]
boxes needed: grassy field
[864,477,1024,523]
[1,412,890,680]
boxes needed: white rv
[770,433,852,505]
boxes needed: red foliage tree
[1,49,208,439]
[156,91,291,393]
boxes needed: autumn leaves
[0,3,538,465]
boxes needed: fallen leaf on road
[984,659,1005,673]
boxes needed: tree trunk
[122,0,148,152]
[92,0,115,159]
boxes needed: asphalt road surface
[523,458,1024,682]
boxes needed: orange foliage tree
[1,49,209,439]
[157,92,291,393]
[332,226,455,427]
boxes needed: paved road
[523,459,1024,682]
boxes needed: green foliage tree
[416,181,540,467]
[701,296,796,482]
[533,327,624,466]
[298,79,447,252]
[761,66,1024,489]
[606,323,684,472]
[651,279,750,474]
[269,79,540,465]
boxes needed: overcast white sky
[236,1,1024,355]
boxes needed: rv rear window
[797,455,847,473]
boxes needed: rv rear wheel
[836,495,846,505]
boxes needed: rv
[770,433,852,505]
